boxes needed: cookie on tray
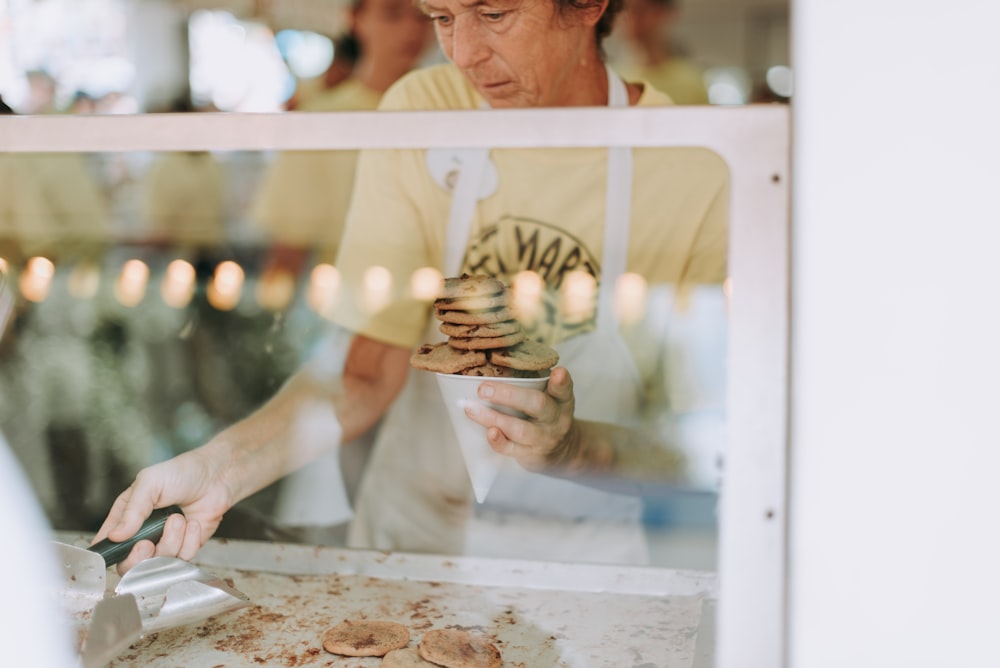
[435,305,517,326]
[489,339,559,371]
[322,620,410,657]
[418,628,502,668]
[410,342,487,374]
[447,330,526,351]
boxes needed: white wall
[790,1,1000,667]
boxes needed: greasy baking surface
[107,566,705,668]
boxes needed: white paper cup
[435,373,550,503]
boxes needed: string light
[114,259,149,308]
[560,270,596,325]
[615,272,648,325]
[20,256,55,303]
[410,267,443,301]
[307,263,340,319]
[161,259,196,309]
[362,266,392,315]
[207,260,244,311]
[256,269,296,312]
[511,270,544,326]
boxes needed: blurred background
[0,0,790,115]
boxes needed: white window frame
[0,106,790,668]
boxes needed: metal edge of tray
[192,537,719,599]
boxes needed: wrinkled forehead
[418,0,542,13]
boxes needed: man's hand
[462,366,598,473]
[91,333,411,575]
[91,448,232,575]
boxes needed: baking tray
[100,538,717,667]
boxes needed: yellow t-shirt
[142,152,226,247]
[0,154,47,240]
[250,79,383,258]
[617,58,710,106]
[331,63,729,353]
[0,153,108,259]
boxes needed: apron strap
[598,65,634,331]
[444,65,634,330]
[443,148,491,277]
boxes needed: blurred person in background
[0,89,110,263]
[0,100,45,264]
[251,0,435,278]
[611,0,708,105]
[141,149,227,254]
[23,70,58,115]
[0,98,108,264]
[286,33,361,111]
[250,0,435,544]
[68,90,99,115]
[141,99,227,257]
[13,152,109,262]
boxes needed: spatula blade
[80,594,143,668]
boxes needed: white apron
[348,66,648,563]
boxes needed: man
[96,0,728,571]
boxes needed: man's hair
[557,0,624,55]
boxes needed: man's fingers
[116,540,155,577]
[92,492,130,543]
[178,519,203,562]
[151,513,187,559]
[546,367,574,404]
[106,477,163,543]
[476,380,550,420]
[95,486,150,544]
[111,515,208,575]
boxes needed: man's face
[355,0,435,69]
[419,0,596,108]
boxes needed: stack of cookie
[410,275,558,378]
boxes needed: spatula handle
[89,505,184,568]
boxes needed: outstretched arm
[93,334,411,573]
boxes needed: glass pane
[0,143,728,571]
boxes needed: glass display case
[0,105,788,667]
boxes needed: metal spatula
[54,506,251,664]
[55,506,182,663]
[79,594,143,668]
[55,505,183,598]
[115,556,251,633]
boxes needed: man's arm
[93,334,411,573]
[215,334,411,503]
